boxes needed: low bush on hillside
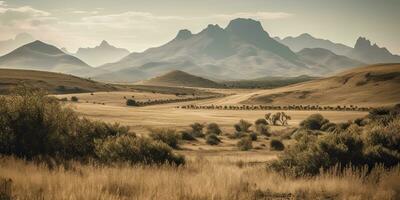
[190,122,205,137]
[249,132,258,141]
[270,139,284,151]
[255,124,271,136]
[269,105,400,177]
[126,99,138,106]
[95,135,184,166]
[0,85,185,166]
[180,131,196,141]
[206,134,221,145]
[149,128,181,149]
[70,96,79,102]
[206,123,222,135]
[299,114,329,130]
[237,138,253,151]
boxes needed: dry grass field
[2,156,399,200]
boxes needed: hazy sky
[0,0,399,54]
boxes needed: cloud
[72,10,99,15]
[0,3,53,27]
[212,12,293,20]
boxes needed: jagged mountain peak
[354,37,372,49]
[99,40,111,47]
[226,18,264,33]
[20,40,64,55]
[175,29,192,40]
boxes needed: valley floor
[4,88,389,200]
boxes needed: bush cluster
[269,105,400,176]
[0,86,185,166]
[149,128,181,149]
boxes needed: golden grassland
[1,155,399,200]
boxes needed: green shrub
[206,134,221,145]
[237,138,252,151]
[149,128,181,149]
[270,139,284,151]
[206,123,222,135]
[256,124,271,136]
[300,114,329,130]
[269,109,400,177]
[255,118,268,126]
[0,86,130,160]
[95,135,185,166]
[0,85,185,167]
[71,96,79,102]
[234,119,252,133]
[126,99,138,106]
[190,122,204,137]
[180,131,196,141]
[320,122,336,132]
[249,132,258,141]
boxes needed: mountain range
[74,40,130,66]
[97,18,364,81]
[0,18,399,82]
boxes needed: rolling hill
[141,70,223,88]
[242,63,400,106]
[0,68,117,94]
[74,40,130,67]
[220,75,317,89]
[0,40,101,77]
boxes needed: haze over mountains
[142,70,223,88]
[347,37,400,64]
[74,40,130,67]
[276,33,353,55]
[0,40,99,76]
[98,18,366,81]
[0,33,35,56]
[0,18,399,83]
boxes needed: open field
[64,98,367,134]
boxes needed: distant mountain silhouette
[0,33,35,56]
[99,18,328,81]
[142,70,223,88]
[75,40,130,66]
[0,40,100,76]
[297,48,365,74]
[276,33,352,55]
[347,37,400,64]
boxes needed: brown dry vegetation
[243,63,400,107]
[0,68,117,94]
[1,156,399,200]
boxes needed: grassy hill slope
[141,70,223,88]
[243,63,400,106]
[0,68,117,94]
